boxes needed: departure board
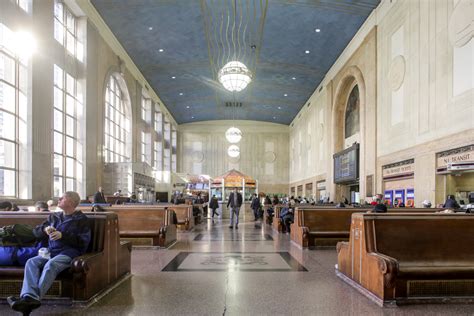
[333,143,359,183]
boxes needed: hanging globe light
[218,61,252,92]
[227,145,240,158]
[225,127,242,143]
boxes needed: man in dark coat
[8,191,91,314]
[93,186,106,204]
[209,195,219,219]
[227,188,242,229]
[443,195,460,209]
[250,193,261,221]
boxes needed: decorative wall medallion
[448,0,474,47]
[387,55,405,91]
[192,151,204,163]
[264,151,276,163]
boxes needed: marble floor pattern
[2,217,474,315]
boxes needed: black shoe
[235,225,238,229]
[229,225,233,229]
[10,296,41,313]
[7,296,18,307]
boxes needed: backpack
[0,245,42,266]
[0,224,37,247]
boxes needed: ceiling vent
[225,102,243,107]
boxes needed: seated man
[0,201,19,212]
[8,191,91,314]
[279,206,294,233]
[34,201,49,212]
[367,203,387,213]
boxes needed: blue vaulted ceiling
[91,0,380,125]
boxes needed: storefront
[297,185,303,198]
[436,144,474,205]
[382,159,415,207]
[305,182,313,199]
[316,180,326,202]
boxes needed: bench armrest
[336,241,349,254]
[71,252,104,274]
[367,252,399,289]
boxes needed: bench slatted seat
[336,213,474,306]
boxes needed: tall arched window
[0,23,30,197]
[104,74,130,163]
[53,64,83,197]
[344,84,360,139]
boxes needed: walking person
[209,195,219,219]
[227,188,242,229]
[251,193,260,221]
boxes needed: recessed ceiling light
[305,50,310,54]
[191,116,195,119]
[148,27,153,31]
[292,77,296,80]
[159,49,164,52]
[179,92,184,96]
[186,106,190,109]
[278,106,282,110]
[273,116,276,119]
[171,76,176,79]
[315,28,321,33]
[284,93,288,97]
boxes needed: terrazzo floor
[2,217,474,315]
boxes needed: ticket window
[383,178,414,207]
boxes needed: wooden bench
[167,205,194,230]
[272,205,287,232]
[336,212,474,306]
[102,205,176,247]
[0,211,131,304]
[263,204,272,225]
[290,207,438,248]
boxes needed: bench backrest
[101,206,169,233]
[298,208,363,231]
[0,211,116,253]
[365,213,474,263]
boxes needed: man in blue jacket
[8,191,91,314]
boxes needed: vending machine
[394,189,405,206]
[406,189,415,207]
[384,190,393,206]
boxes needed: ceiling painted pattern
[92,0,380,125]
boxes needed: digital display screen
[195,183,204,190]
[333,144,359,184]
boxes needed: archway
[331,65,367,203]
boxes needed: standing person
[93,186,106,204]
[272,195,279,206]
[113,189,122,197]
[209,195,219,219]
[227,188,242,229]
[251,193,260,221]
[7,191,91,314]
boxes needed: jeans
[21,255,72,300]
[229,206,240,226]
